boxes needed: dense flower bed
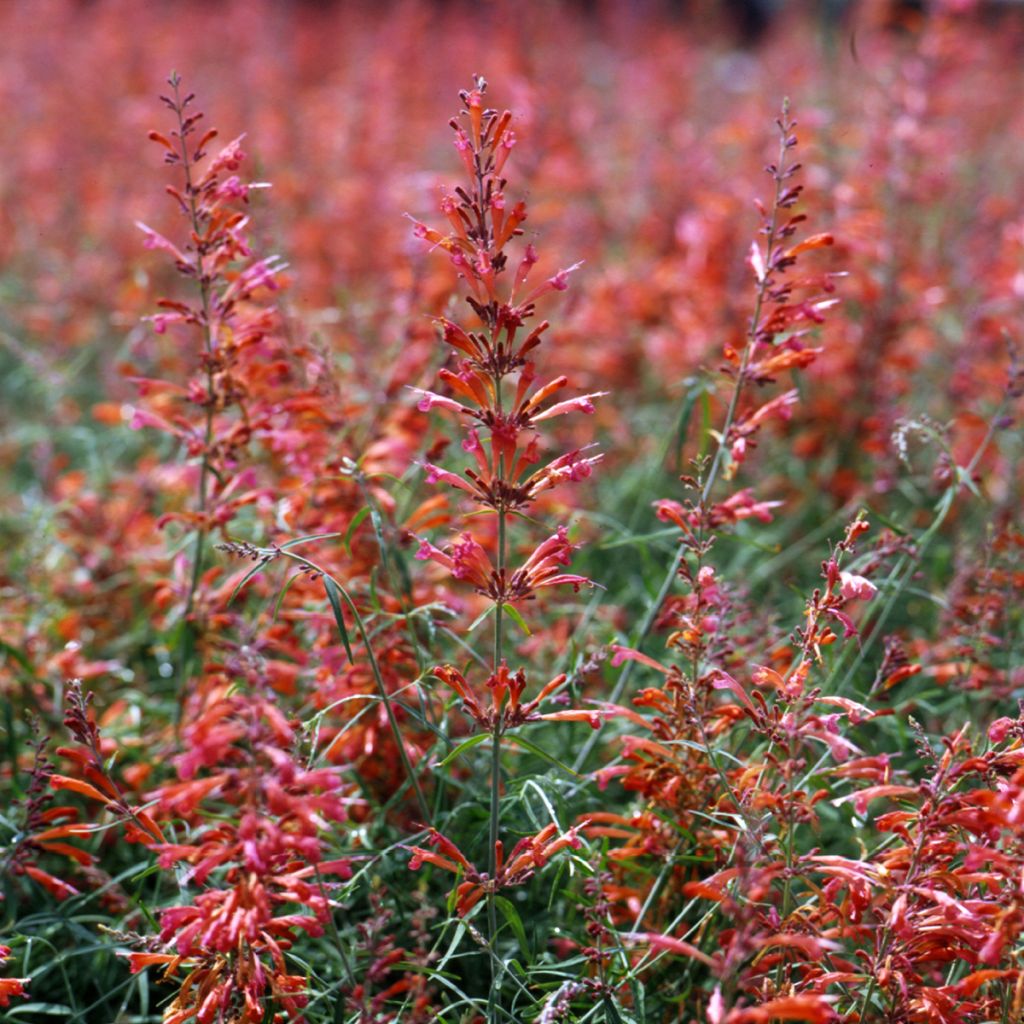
[2,2,1023,1022]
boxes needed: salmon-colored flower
[407,821,588,916]
[416,526,592,601]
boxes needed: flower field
[2,2,1023,1022]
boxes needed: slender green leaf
[343,506,371,557]
[322,577,354,664]
[228,556,273,605]
[466,603,497,633]
[600,527,678,551]
[494,895,531,961]
[433,732,489,769]
[603,995,625,1024]
[272,570,305,623]
[0,639,37,679]
[279,531,342,550]
[501,603,532,637]
[506,734,580,778]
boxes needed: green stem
[337,585,431,825]
[312,865,358,990]
[487,496,508,1023]
[283,554,431,823]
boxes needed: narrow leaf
[433,733,490,769]
[322,577,355,665]
[228,557,272,606]
[502,603,532,637]
[280,531,342,550]
[272,570,304,624]
[506,734,580,778]
[343,507,371,557]
[494,895,532,962]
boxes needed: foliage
[2,2,1023,1023]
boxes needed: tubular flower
[415,526,593,602]
[433,661,612,732]
[407,822,588,916]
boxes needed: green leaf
[956,464,983,499]
[433,732,489,769]
[0,638,37,680]
[466,604,497,633]
[868,507,910,536]
[603,994,625,1024]
[668,377,705,472]
[228,556,273,605]
[506,734,580,778]
[698,389,712,459]
[343,506,370,557]
[369,505,388,551]
[494,896,532,962]
[279,531,342,550]
[7,1005,75,1017]
[272,570,304,623]
[501,603,532,637]
[600,527,678,551]
[435,920,470,975]
[322,577,355,665]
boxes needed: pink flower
[988,717,1016,744]
[136,221,189,264]
[408,387,469,416]
[531,392,606,422]
[216,175,249,201]
[207,134,246,175]
[707,986,726,1024]
[422,462,475,495]
[415,533,495,593]
[840,572,877,601]
[514,526,593,595]
[522,261,584,305]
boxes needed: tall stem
[487,429,508,1021]
[573,121,791,774]
[485,507,505,1019]
[169,76,217,707]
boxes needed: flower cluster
[407,77,605,1002]
[134,76,286,510]
[138,679,353,1023]
[410,87,605,740]
[410,78,602,583]
[407,821,588,917]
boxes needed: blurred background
[2,0,1023,652]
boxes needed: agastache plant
[133,73,285,694]
[572,102,837,778]
[581,104,856,1017]
[408,78,603,1017]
